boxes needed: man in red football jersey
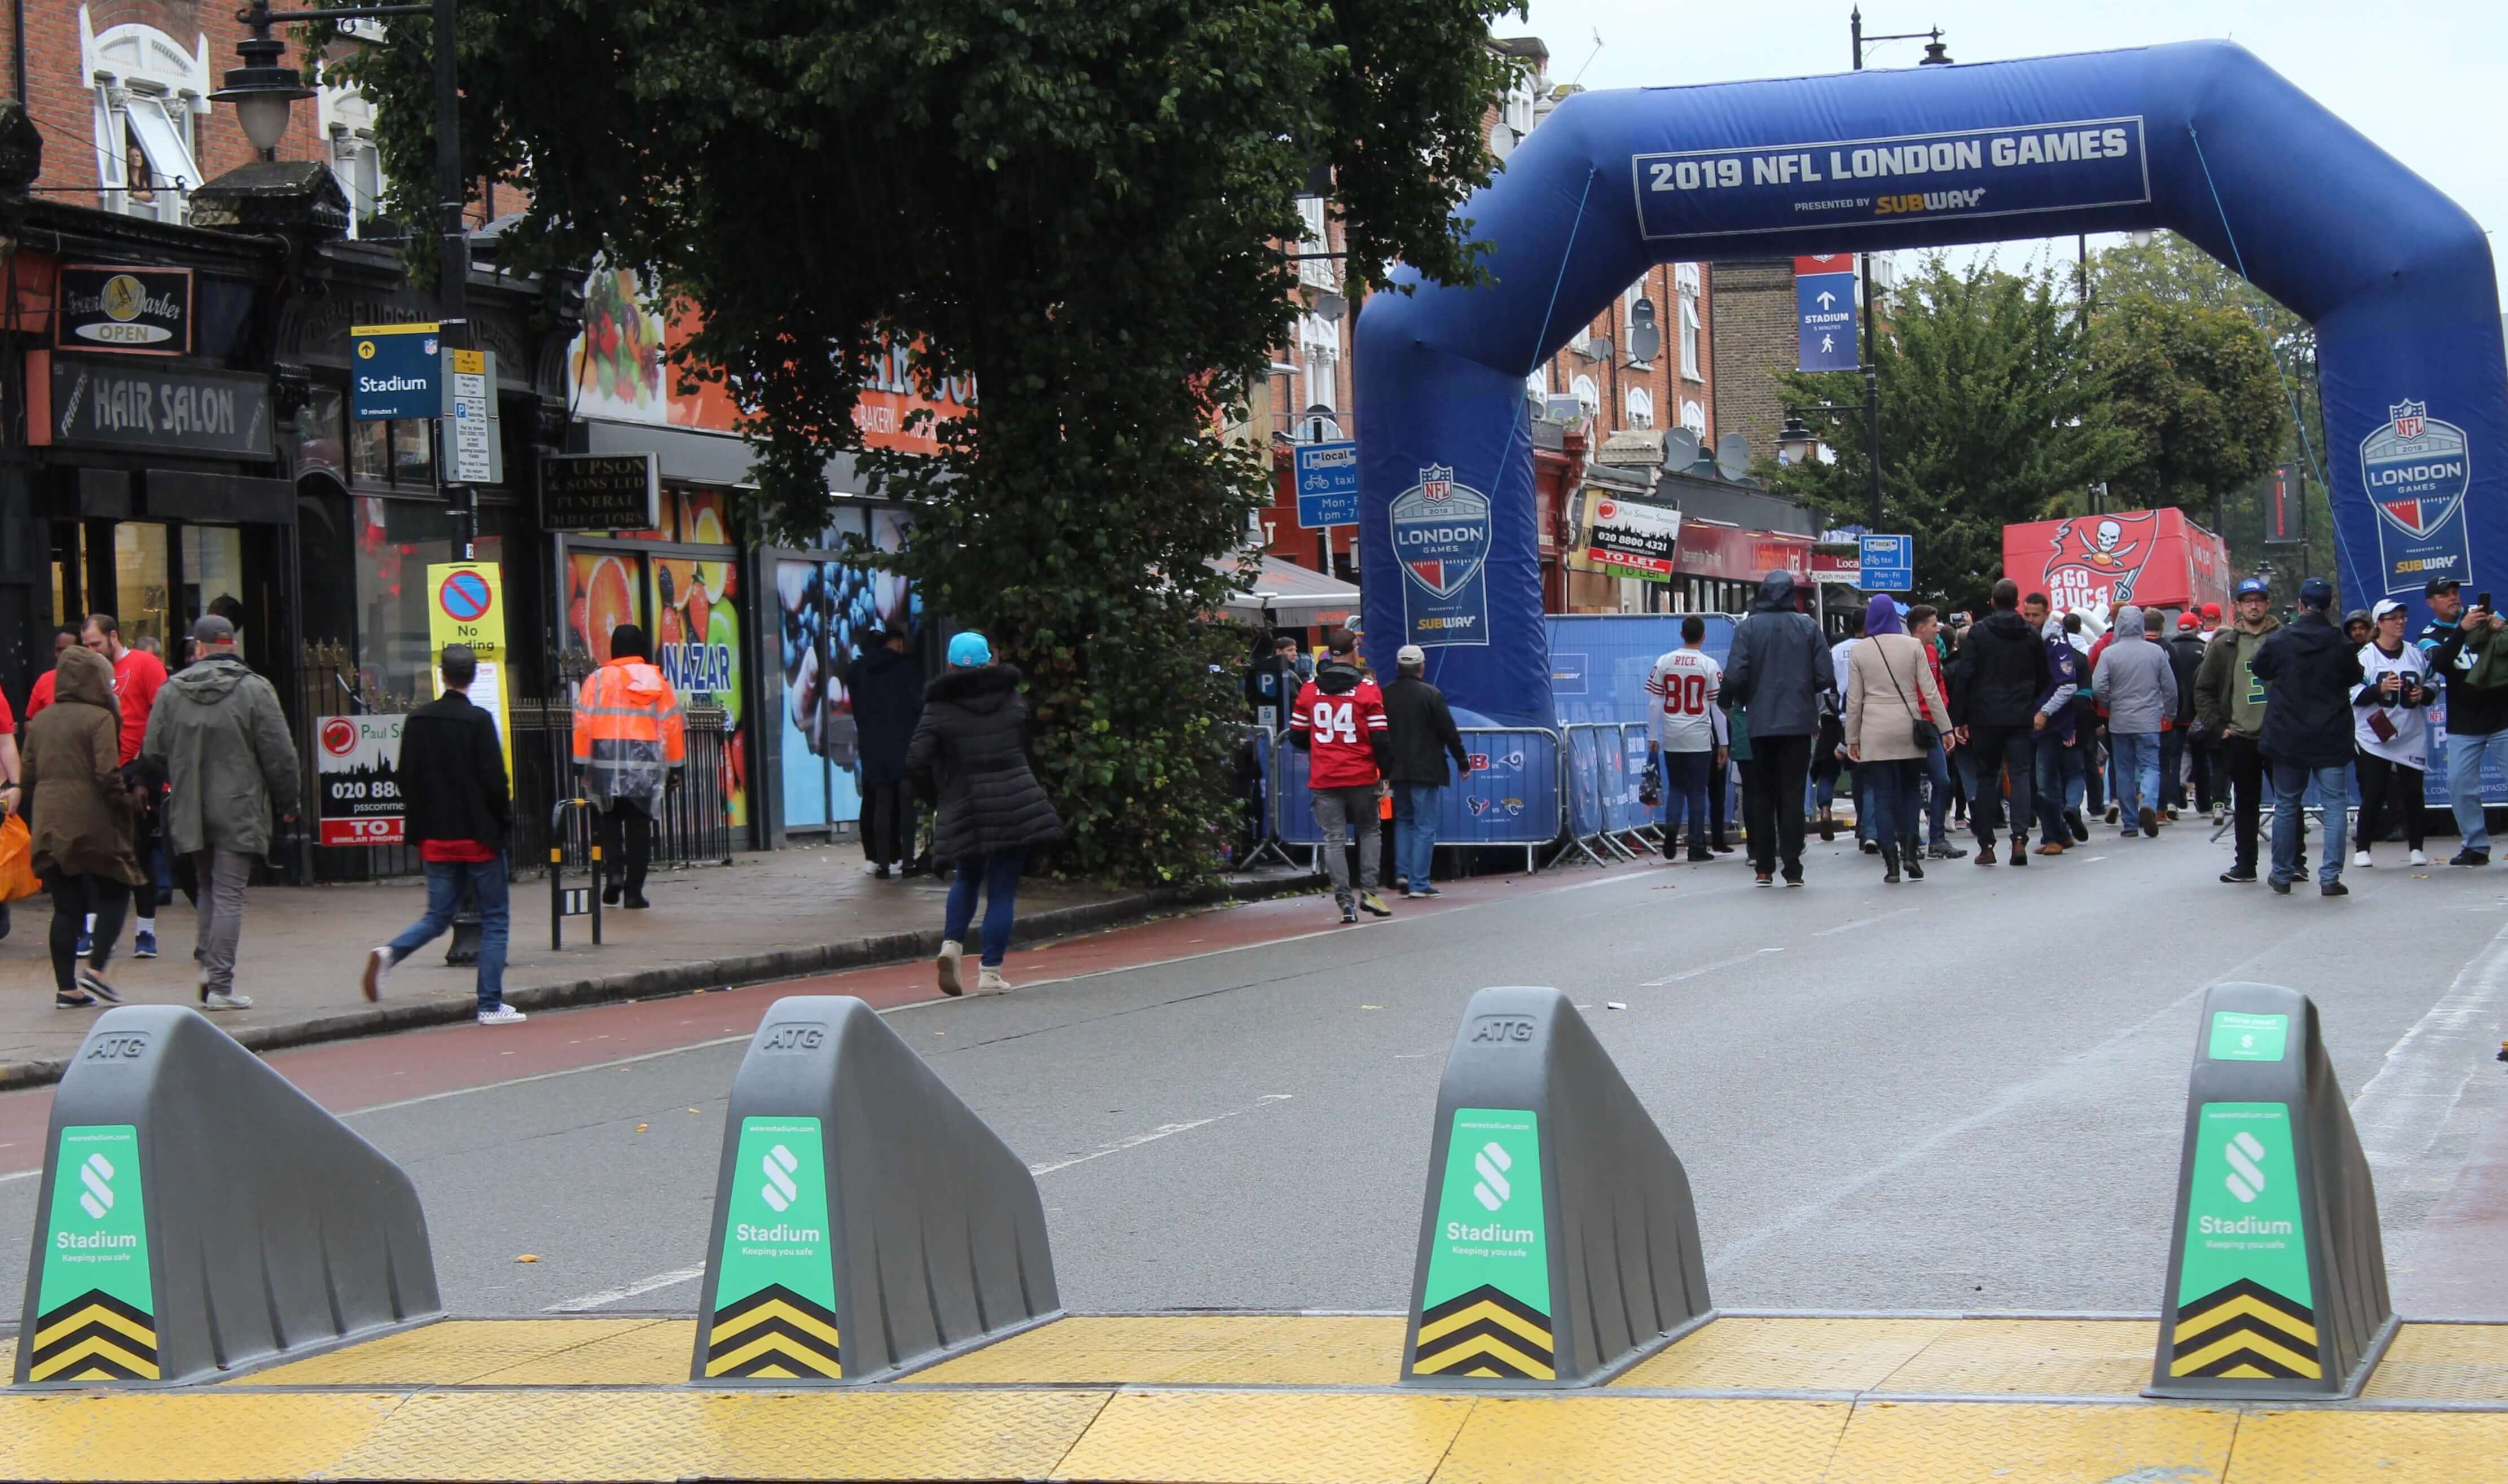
[1290,629,1394,924]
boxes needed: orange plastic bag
[0,813,36,903]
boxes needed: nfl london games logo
[2361,398,2469,540]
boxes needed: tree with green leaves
[1759,257,2132,607]
[2091,232,2332,593]
[2088,296,2287,529]
[327,0,1521,883]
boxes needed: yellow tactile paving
[0,1337,13,1376]
[2362,1323,2508,1403]
[1434,1395,1851,1483]
[1615,1317,1958,1393]
[2226,1408,2508,1482]
[332,1388,1110,1482]
[915,1314,1410,1387]
[1826,1400,2238,1484]
[1052,1390,1474,1484]
[0,1391,401,1481]
[1872,1318,2156,1396]
[469,1319,694,1385]
[245,1317,657,1386]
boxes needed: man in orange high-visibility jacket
[572,622,686,909]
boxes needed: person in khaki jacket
[1845,594,1948,885]
[139,615,298,1010]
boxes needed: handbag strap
[1873,635,1930,725]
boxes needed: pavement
[0,842,1318,1088]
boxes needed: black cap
[2426,574,2462,598]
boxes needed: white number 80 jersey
[1645,649,1723,753]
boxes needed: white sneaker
[975,967,1012,996]
[362,946,395,1002]
[476,1004,528,1025]
[2409,848,2430,866]
[203,990,253,1011]
[2353,849,2373,868]
[937,940,965,996]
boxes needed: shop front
[561,265,965,849]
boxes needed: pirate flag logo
[2042,512,2159,611]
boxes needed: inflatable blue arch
[1355,41,2507,727]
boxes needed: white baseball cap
[2371,599,2408,622]
[1396,644,1426,666]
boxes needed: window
[81,10,211,224]
[1299,313,1339,414]
[1680,399,1707,436]
[1571,375,1600,420]
[1625,387,1654,429]
[1680,293,1702,381]
[1297,197,1336,290]
[320,83,388,238]
[350,416,438,490]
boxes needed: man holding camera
[2194,577,2281,884]
[2418,576,2508,866]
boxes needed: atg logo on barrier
[1394,464,1493,649]
[2363,398,2473,595]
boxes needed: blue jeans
[2443,728,2508,852]
[1920,740,1953,846]
[388,855,510,1008]
[2034,734,2083,844]
[1393,782,1442,888]
[2272,764,2351,886]
[946,846,1027,967]
[2111,732,2160,824]
[1658,749,1713,853]
[1862,758,1921,859]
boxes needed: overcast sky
[1497,1,2508,302]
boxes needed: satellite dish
[1628,297,1661,365]
[1662,427,1700,472]
[1716,433,1751,481]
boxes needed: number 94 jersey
[1289,673,1389,788]
[1646,649,1723,752]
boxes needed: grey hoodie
[140,655,300,857]
[1721,571,1834,739]
[2091,605,2180,735]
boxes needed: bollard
[1402,986,1710,1386]
[692,996,1057,1383]
[15,1007,438,1386]
[548,796,603,949]
[2148,982,2395,1399]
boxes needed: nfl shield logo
[1420,464,1453,503]
[2392,401,2426,441]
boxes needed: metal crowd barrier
[1553,722,1659,867]
[1271,727,1565,875]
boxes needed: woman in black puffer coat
[906,633,1061,996]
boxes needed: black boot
[1881,844,1901,884]
[1904,838,1925,880]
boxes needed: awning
[1216,554,1360,623]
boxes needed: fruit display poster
[565,546,749,830]
[776,510,921,831]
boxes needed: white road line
[1812,907,1919,938]
[1642,947,1785,987]
[545,1264,708,1312]
[339,1034,759,1118]
[1026,1094,1293,1176]
[2350,915,2508,1179]
[543,1094,1297,1312]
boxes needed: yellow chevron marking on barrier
[27,1333,160,1383]
[1413,1332,1557,1381]
[2171,1328,2321,1379]
[706,1298,841,1351]
[30,1303,156,1354]
[1417,1298,1554,1351]
[701,1330,840,1379]
[2172,1292,2320,1347]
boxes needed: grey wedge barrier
[1402,985,1711,1386]
[2148,981,2396,1399]
[692,995,1058,1383]
[15,1006,439,1386]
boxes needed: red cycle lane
[0,863,1649,1176]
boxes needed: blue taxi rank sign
[1859,533,1914,592]
[1294,440,1361,529]
[352,322,440,420]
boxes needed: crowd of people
[1651,567,2488,897]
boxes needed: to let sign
[541,453,661,532]
[315,714,406,846]
[42,357,271,458]
[56,265,191,354]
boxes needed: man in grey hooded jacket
[140,616,299,1009]
[1722,570,1833,885]
[2091,603,2178,838]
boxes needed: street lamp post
[216,0,476,556]
[1842,9,1951,541]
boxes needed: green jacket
[2193,617,2281,739]
[140,656,301,858]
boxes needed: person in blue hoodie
[2031,613,2085,854]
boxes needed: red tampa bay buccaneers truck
[2002,508,2232,618]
